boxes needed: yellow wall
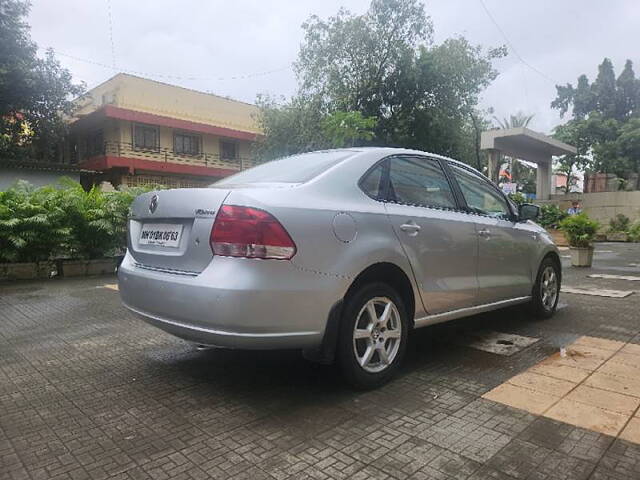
[97,119,252,170]
[74,73,261,135]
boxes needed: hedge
[0,178,158,263]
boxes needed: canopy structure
[480,127,577,200]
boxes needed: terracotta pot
[606,232,629,242]
[569,247,594,267]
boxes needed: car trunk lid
[128,188,230,273]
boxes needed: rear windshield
[211,151,354,186]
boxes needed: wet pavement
[2,243,640,479]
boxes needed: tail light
[210,205,296,260]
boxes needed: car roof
[315,146,476,172]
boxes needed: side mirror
[518,203,540,221]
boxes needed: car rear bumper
[117,252,347,349]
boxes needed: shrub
[0,179,159,262]
[559,213,600,248]
[608,214,631,233]
[537,204,568,229]
[0,181,71,262]
[508,192,526,206]
[630,222,640,242]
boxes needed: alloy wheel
[540,265,558,311]
[352,297,402,373]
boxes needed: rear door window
[387,156,456,209]
[359,161,386,200]
[211,151,354,186]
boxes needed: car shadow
[142,303,550,408]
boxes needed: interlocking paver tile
[596,439,640,479]
[557,428,614,463]
[417,414,512,463]
[3,254,640,480]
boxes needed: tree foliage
[551,58,640,183]
[255,0,505,166]
[0,0,84,160]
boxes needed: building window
[133,124,159,150]
[220,141,237,160]
[87,130,104,157]
[174,132,200,156]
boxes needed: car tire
[530,257,561,319]
[337,283,409,389]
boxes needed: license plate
[139,223,183,248]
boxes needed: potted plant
[559,213,600,267]
[606,214,630,242]
[537,204,569,246]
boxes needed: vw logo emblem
[149,194,159,214]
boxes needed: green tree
[256,0,505,166]
[253,97,377,160]
[321,111,377,148]
[0,0,84,160]
[551,58,640,183]
[616,60,639,118]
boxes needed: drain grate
[457,330,540,356]
[561,286,634,298]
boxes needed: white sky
[29,0,640,134]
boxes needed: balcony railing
[81,141,259,171]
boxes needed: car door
[447,162,537,304]
[381,155,479,314]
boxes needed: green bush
[0,181,70,262]
[608,214,631,233]
[559,213,600,248]
[630,222,640,242]
[508,192,526,206]
[0,179,159,262]
[537,204,568,229]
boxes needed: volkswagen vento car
[118,148,561,388]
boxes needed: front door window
[449,164,511,219]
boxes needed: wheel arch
[343,262,416,325]
[540,250,562,284]
[303,261,417,365]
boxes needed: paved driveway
[2,243,640,480]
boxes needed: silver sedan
[118,148,561,388]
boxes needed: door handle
[400,221,421,235]
[478,228,491,238]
